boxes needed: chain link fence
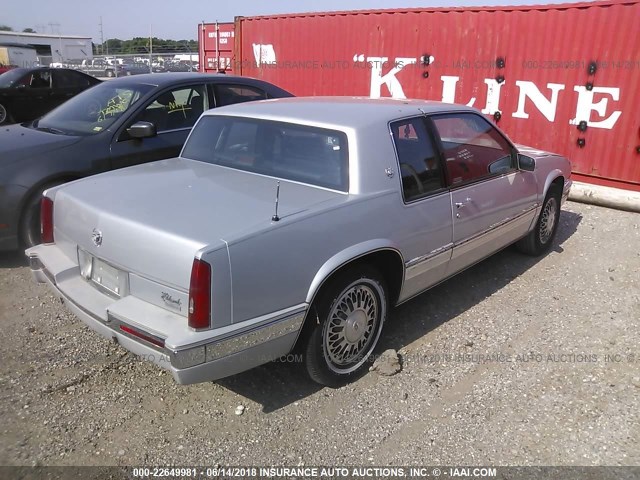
[37,53,199,78]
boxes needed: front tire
[0,103,11,125]
[517,184,561,256]
[304,266,388,387]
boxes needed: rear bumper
[27,245,306,384]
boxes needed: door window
[431,113,514,185]
[214,84,267,106]
[134,84,208,133]
[18,70,51,88]
[391,117,444,201]
[53,69,92,88]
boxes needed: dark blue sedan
[0,73,293,250]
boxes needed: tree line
[0,25,36,32]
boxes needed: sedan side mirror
[518,154,536,172]
[126,121,157,139]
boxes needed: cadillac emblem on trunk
[91,229,103,247]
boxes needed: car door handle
[455,197,472,209]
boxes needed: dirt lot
[0,201,638,467]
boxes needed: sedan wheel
[538,196,558,245]
[305,266,387,386]
[516,184,561,256]
[0,103,8,125]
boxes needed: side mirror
[518,154,536,172]
[126,121,156,139]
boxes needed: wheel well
[317,250,404,307]
[550,176,564,194]
[292,249,404,352]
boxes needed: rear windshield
[181,116,349,191]
[0,68,26,88]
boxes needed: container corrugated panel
[198,22,235,72]
[236,1,640,190]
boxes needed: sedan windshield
[181,116,349,191]
[33,81,155,136]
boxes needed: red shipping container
[233,0,640,191]
[198,21,235,73]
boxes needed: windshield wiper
[35,126,67,135]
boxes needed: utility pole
[48,22,60,34]
[99,17,104,56]
[149,24,153,73]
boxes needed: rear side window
[214,84,267,106]
[182,116,349,191]
[432,113,514,185]
[391,117,444,201]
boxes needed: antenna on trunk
[272,181,281,222]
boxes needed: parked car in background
[26,98,572,387]
[0,67,100,125]
[121,60,150,75]
[0,73,292,251]
[79,59,126,78]
[164,61,195,72]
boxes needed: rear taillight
[41,197,54,244]
[188,258,211,329]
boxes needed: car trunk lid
[52,157,345,290]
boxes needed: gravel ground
[0,201,638,467]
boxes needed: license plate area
[78,249,129,298]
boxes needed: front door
[109,84,209,169]
[429,112,538,276]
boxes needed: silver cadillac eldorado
[27,97,572,387]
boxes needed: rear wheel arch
[305,246,405,308]
[294,246,404,352]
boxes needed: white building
[0,31,93,64]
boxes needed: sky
[5,0,590,41]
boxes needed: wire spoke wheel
[323,281,382,373]
[516,184,561,256]
[539,197,558,244]
[0,104,7,124]
[304,266,388,386]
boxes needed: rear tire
[516,184,561,256]
[304,266,388,387]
